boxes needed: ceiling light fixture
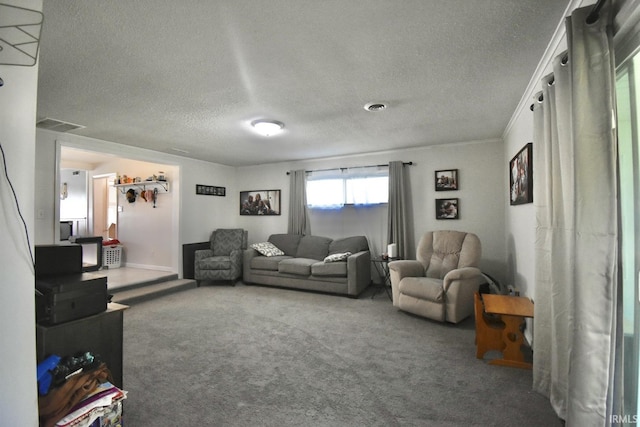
[364,102,387,112]
[251,119,284,136]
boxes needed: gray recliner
[195,229,248,286]
[388,230,482,323]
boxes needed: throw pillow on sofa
[251,242,285,257]
[323,252,352,263]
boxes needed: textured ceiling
[37,1,571,167]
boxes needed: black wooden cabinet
[36,303,128,389]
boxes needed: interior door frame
[54,139,181,274]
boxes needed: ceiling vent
[36,117,85,133]
[364,102,387,112]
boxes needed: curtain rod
[586,0,606,25]
[286,161,413,175]
[529,0,604,113]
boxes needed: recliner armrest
[194,249,214,262]
[442,266,482,292]
[388,260,425,306]
[388,260,425,281]
[442,266,483,323]
[230,248,242,262]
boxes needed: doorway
[56,143,179,272]
[92,174,117,240]
[59,168,88,238]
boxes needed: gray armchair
[195,229,248,286]
[388,230,482,323]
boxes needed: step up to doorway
[110,278,197,305]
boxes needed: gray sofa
[243,234,371,297]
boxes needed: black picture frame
[240,190,281,215]
[509,143,533,205]
[435,169,458,191]
[435,198,459,220]
[196,184,226,196]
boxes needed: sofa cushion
[268,234,302,256]
[323,252,352,263]
[278,258,317,276]
[250,255,291,271]
[296,235,332,260]
[312,261,347,277]
[251,242,285,257]
[196,256,231,271]
[328,236,369,255]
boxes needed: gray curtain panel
[387,161,409,259]
[287,169,311,235]
[532,4,621,425]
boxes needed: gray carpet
[122,283,562,426]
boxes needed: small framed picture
[435,169,458,191]
[435,198,459,220]
[509,143,533,205]
[196,184,226,196]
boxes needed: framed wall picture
[435,198,459,219]
[196,184,226,196]
[509,143,533,205]
[240,190,281,215]
[435,169,458,191]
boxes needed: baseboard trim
[124,262,174,272]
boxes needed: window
[306,167,388,208]
[616,48,640,424]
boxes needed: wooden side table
[481,294,534,369]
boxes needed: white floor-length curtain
[532,4,619,425]
[288,169,311,235]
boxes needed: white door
[92,174,117,239]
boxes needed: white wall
[34,131,57,244]
[237,139,508,283]
[502,2,574,299]
[0,1,42,424]
[98,158,177,270]
[503,115,538,297]
[179,158,239,244]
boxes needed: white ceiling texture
[36,1,572,167]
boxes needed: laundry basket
[103,245,123,269]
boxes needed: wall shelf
[114,180,169,194]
